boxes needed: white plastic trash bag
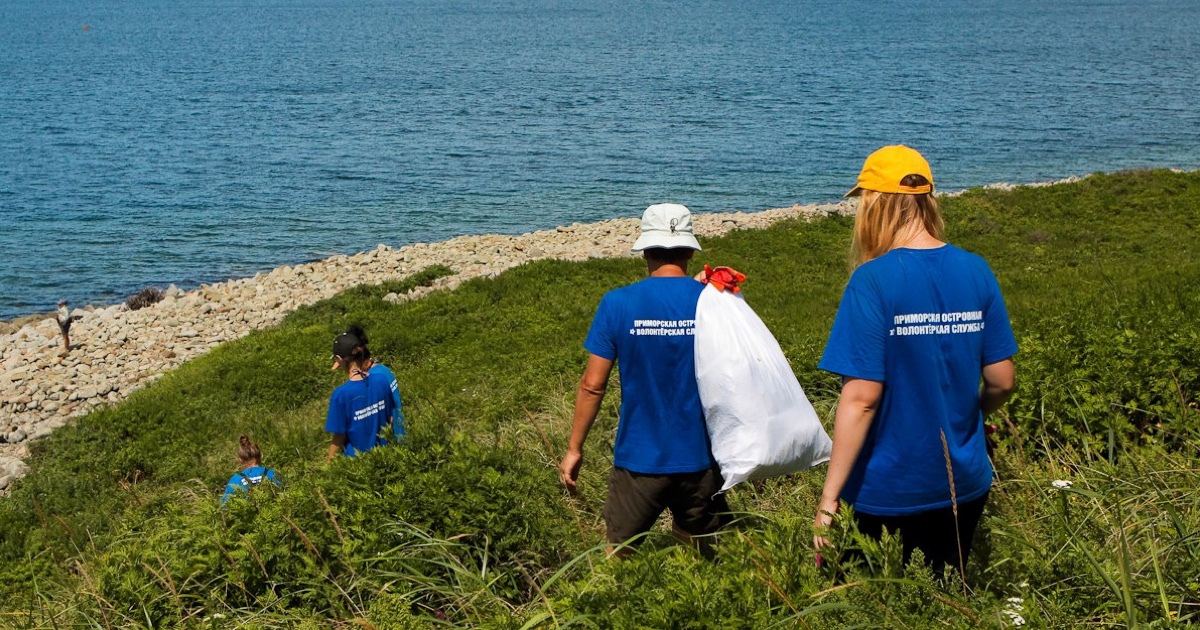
[694,284,832,492]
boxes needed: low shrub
[124,286,164,310]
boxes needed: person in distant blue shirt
[559,203,729,558]
[813,146,1017,576]
[326,326,399,460]
[222,434,280,504]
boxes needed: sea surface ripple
[1,0,1198,319]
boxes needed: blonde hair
[851,175,943,267]
[237,434,263,465]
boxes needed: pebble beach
[0,200,856,489]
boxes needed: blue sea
[2,0,1198,320]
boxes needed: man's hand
[559,449,583,494]
[561,354,612,496]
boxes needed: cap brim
[631,233,702,252]
[844,186,863,198]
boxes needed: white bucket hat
[631,203,702,252]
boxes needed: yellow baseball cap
[845,145,935,197]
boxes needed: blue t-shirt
[221,465,280,503]
[584,276,714,474]
[369,363,406,439]
[818,245,1018,516]
[325,373,396,457]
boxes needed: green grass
[2,169,1200,628]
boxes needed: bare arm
[814,377,884,549]
[558,354,614,493]
[980,358,1016,416]
[327,434,347,462]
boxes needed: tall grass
[1,170,1199,627]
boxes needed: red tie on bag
[701,265,746,293]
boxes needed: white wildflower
[1052,479,1072,489]
[1002,595,1026,626]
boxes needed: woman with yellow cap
[813,146,1017,576]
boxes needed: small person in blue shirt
[222,434,280,504]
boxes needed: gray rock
[2,458,28,477]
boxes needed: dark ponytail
[345,325,372,361]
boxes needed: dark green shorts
[603,465,730,545]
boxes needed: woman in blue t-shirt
[813,146,1018,575]
[326,327,398,461]
[221,434,280,504]
[345,325,406,441]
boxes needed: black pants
[852,492,989,575]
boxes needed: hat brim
[631,233,702,253]
[843,184,933,197]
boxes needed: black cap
[331,332,361,360]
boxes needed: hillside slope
[3,170,1199,628]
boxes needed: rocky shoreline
[0,200,856,489]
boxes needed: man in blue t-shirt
[559,203,729,557]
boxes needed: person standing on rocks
[326,328,398,461]
[558,203,730,558]
[55,300,74,354]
